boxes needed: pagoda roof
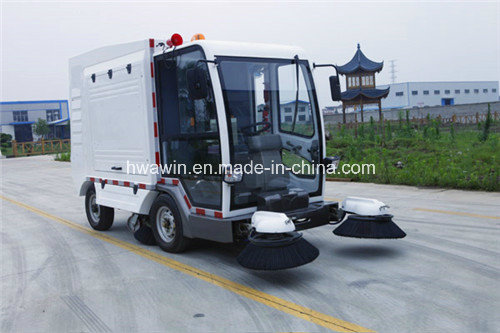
[337,44,384,74]
[341,87,390,101]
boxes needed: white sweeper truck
[69,33,405,270]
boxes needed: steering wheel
[241,121,271,136]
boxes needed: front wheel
[149,194,190,253]
[85,185,114,231]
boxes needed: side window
[155,47,221,209]
[277,64,314,137]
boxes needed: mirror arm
[313,63,338,75]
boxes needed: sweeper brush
[333,214,406,239]
[237,231,319,270]
[333,197,407,239]
[237,211,320,270]
[128,214,157,245]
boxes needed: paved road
[1,155,499,332]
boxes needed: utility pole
[389,59,397,84]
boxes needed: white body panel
[341,197,389,216]
[69,40,157,213]
[95,185,158,214]
[251,211,295,233]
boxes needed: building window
[13,111,28,122]
[348,76,360,88]
[465,89,470,94]
[299,107,305,112]
[46,109,60,122]
[395,91,404,96]
[423,90,429,95]
[493,89,497,93]
[412,91,418,95]
[298,115,306,121]
[285,116,292,122]
[434,90,440,95]
[361,75,374,87]
[445,90,450,94]
[474,89,479,93]
[455,89,460,94]
[483,89,488,93]
[284,107,292,113]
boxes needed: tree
[479,104,492,142]
[33,118,50,139]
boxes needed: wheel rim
[156,206,176,243]
[88,193,100,222]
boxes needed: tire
[85,185,114,231]
[149,194,190,253]
[134,225,157,245]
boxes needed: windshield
[217,57,322,210]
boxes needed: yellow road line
[325,197,342,202]
[413,207,500,220]
[0,195,373,333]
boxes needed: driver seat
[246,134,309,212]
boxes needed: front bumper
[286,201,338,231]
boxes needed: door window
[155,46,222,209]
[277,64,314,137]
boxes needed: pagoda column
[360,97,364,122]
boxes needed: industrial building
[0,100,70,142]
[378,81,499,109]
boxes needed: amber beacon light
[191,33,205,41]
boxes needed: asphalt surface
[1,155,499,332]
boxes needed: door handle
[111,166,122,170]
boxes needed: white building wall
[0,125,15,137]
[379,81,498,109]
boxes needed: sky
[1,0,499,107]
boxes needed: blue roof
[280,100,310,105]
[337,44,384,75]
[0,99,68,105]
[341,88,390,101]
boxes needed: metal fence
[11,139,70,157]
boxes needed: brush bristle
[333,215,406,239]
[237,238,319,270]
[134,225,157,245]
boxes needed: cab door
[154,46,222,210]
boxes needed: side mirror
[187,66,208,100]
[223,166,243,184]
[322,155,341,168]
[329,76,342,101]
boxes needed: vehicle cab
[153,40,340,236]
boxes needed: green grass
[326,118,499,191]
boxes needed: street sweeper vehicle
[69,33,406,270]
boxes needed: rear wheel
[85,185,114,231]
[149,194,190,253]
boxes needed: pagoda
[337,43,390,123]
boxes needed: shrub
[55,151,71,162]
[1,133,12,147]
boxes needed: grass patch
[55,151,71,162]
[326,111,499,191]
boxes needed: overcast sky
[1,0,499,107]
